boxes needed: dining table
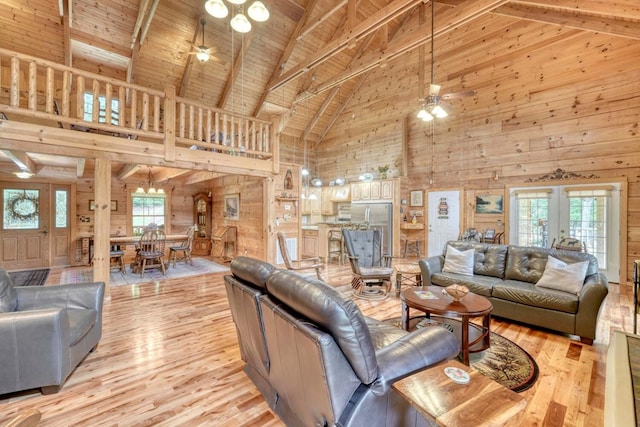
[88,234,189,264]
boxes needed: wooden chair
[135,229,166,278]
[342,228,393,299]
[276,232,324,281]
[109,245,126,273]
[169,226,195,268]
[3,409,41,427]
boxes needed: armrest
[382,255,392,268]
[15,282,105,312]
[575,273,609,339]
[369,326,459,395]
[418,256,444,286]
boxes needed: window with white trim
[131,194,166,236]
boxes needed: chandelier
[136,167,164,194]
[205,0,269,33]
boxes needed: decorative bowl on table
[444,284,469,302]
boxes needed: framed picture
[410,190,423,207]
[89,200,117,211]
[475,195,504,214]
[224,194,240,220]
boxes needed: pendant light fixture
[136,167,164,194]
[205,0,269,33]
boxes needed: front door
[427,190,461,256]
[1,182,50,270]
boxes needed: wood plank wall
[315,24,640,281]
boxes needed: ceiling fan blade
[210,56,226,65]
[441,90,477,100]
[429,84,441,96]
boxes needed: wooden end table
[393,360,527,427]
[394,263,422,296]
[401,286,492,366]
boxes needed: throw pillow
[0,269,18,312]
[535,256,589,295]
[442,245,475,276]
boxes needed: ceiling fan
[183,18,225,64]
[417,4,476,121]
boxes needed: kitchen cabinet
[301,188,321,214]
[321,187,336,215]
[330,185,351,202]
[351,180,394,202]
[302,229,319,258]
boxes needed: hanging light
[14,171,33,179]
[431,104,448,118]
[301,167,309,176]
[196,50,210,63]
[230,9,252,33]
[137,167,163,194]
[204,0,228,18]
[206,0,269,33]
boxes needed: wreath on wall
[7,192,39,222]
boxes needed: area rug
[8,268,50,287]
[60,258,229,286]
[383,316,539,392]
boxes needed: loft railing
[0,48,274,165]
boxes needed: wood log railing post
[164,85,176,162]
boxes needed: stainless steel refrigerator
[350,203,393,255]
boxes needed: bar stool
[327,229,345,264]
[403,239,422,258]
[110,245,126,273]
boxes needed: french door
[509,183,620,282]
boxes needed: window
[566,187,610,268]
[83,92,119,125]
[132,194,166,236]
[55,190,68,228]
[3,189,39,229]
[513,189,551,248]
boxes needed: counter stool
[403,239,422,258]
[327,229,345,264]
[110,246,126,273]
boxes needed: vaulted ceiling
[0,0,638,178]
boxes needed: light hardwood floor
[0,258,631,426]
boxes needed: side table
[393,263,422,296]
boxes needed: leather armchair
[0,269,105,395]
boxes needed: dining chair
[136,229,167,278]
[276,232,324,281]
[169,226,195,268]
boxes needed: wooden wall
[314,23,640,282]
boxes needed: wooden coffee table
[401,286,492,365]
[393,360,527,427]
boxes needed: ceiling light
[431,105,448,118]
[308,193,318,200]
[335,177,345,186]
[14,171,33,179]
[227,0,246,4]
[136,186,145,194]
[230,12,252,33]
[196,51,210,63]
[301,167,309,176]
[205,0,228,18]
[248,1,269,22]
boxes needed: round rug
[384,316,538,392]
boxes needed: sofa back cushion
[0,269,17,313]
[505,245,599,284]
[266,270,378,384]
[230,256,276,291]
[445,241,509,278]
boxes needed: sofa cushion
[0,269,18,313]
[504,246,550,284]
[265,270,378,384]
[67,308,98,346]
[445,241,509,278]
[536,256,589,295]
[230,256,276,291]
[431,272,499,298]
[493,280,579,314]
[443,245,474,276]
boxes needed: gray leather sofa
[224,257,459,427]
[419,241,609,344]
[0,268,105,395]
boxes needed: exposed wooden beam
[117,164,141,180]
[510,0,640,20]
[139,0,160,45]
[179,16,204,98]
[494,3,640,40]
[131,0,152,49]
[304,86,339,142]
[77,158,85,178]
[304,0,510,99]
[348,0,357,30]
[297,0,348,41]
[254,0,321,117]
[1,150,35,173]
[268,0,424,92]
[218,32,254,110]
[62,0,72,66]
[154,168,190,182]
[183,171,224,185]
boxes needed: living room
[0,0,638,425]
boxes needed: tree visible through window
[83,92,119,125]
[132,194,165,235]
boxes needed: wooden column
[93,158,111,301]
[264,177,276,263]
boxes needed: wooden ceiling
[0,0,638,180]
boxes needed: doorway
[1,182,71,270]
[427,190,462,257]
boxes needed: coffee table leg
[461,316,470,366]
[396,271,402,296]
[483,313,491,348]
[401,301,409,331]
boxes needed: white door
[427,190,461,256]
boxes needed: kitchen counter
[301,225,319,230]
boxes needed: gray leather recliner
[0,268,105,395]
[224,257,460,427]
